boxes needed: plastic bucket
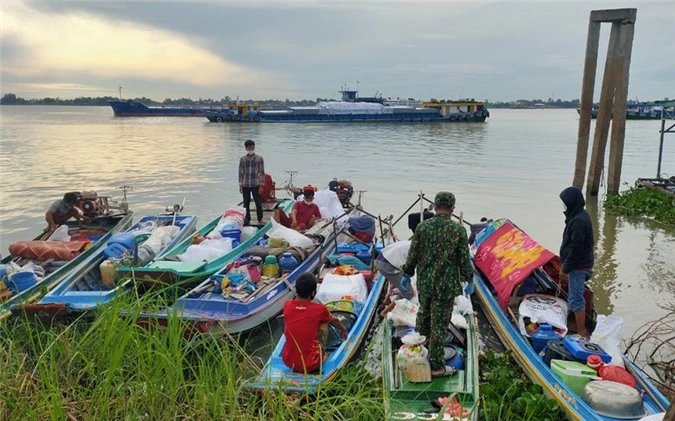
[7,271,38,294]
[104,243,129,259]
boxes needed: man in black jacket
[559,186,594,339]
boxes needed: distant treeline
[1,93,581,108]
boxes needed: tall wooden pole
[573,20,601,190]
[607,13,636,194]
[586,22,621,196]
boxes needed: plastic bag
[591,315,625,367]
[451,313,469,330]
[143,226,180,254]
[206,206,246,239]
[266,219,313,248]
[454,295,474,315]
[178,238,234,263]
[48,225,71,242]
[240,226,258,242]
[387,298,419,327]
[396,332,429,369]
[517,294,568,337]
[316,273,368,314]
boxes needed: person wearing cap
[238,139,265,225]
[282,272,347,373]
[401,191,473,377]
[273,186,322,231]
[559,186,594,340]
[45,192,90,232]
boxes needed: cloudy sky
[1,1,673,102]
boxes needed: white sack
[316,273,368,315]
[517,294,569,337]
[178,238,234,263]
[591,315,625,367]
[266,219,313,248]
[48,225,70,242]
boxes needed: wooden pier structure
[573,8,637,196]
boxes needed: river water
[1,105,673,339]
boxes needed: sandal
[431,366,457,378]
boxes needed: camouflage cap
[434,191,456,207]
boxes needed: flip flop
[431,366,457,378]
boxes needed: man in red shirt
[273,186,322,231]
[282,273,348,373]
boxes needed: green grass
[0,284,383,420]
[604,186,675,225]
[479,351,565,421]
[1,281,571,420]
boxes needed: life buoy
[234,114,242,121]
[449,114,457,121]
[215,116,223,122]
[482,110,489,117]
[464,114,471,121]
[243,115,251,122]
[253,115,260,122]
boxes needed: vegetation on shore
[479,351,565,421]
[604,186,675,225]
[1,92,583,109]
[0,280,569,420]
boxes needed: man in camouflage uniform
[402,192,473,376]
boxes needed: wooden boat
[382,292,479,420]
[1,193,133,321]
[135,213,354,335]
[246,241,387,393]
[12,214,198,319]
[116,198,294,284]
[471,219,670,420]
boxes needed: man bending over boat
[402,192,473,377]
[273,185,322,231]
[559,186,594,340]
[282,273,347,373]
[45,192,90,232]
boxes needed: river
[1,105,673,338]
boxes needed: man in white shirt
[377,240,415,301]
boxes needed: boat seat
[325,310,357,351]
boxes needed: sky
[1,1,673,102]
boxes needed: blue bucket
[7,271,38,294]
[108,233,136,250]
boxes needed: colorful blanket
[9,240,89,261]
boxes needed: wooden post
[575,9,637,196]
[573,19,601,189]
[607,14,636,194]
[586,22,621,196]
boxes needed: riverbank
[1,285,564,420]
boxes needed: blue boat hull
[471,219,670,420]
[109,100,217,117]
[13,214,198,318]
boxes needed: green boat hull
[116,199,295,284]
[383,306,479,420]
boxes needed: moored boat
[205,90,489,123]
[108,100,222,117]
[382,291,479,420]
[579,101,674,120]
[246,238,387,393]
[1,189,133,321]
[12,213,198,319]
[471,219,670,420]
[117,198,295,284]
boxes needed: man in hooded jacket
[559,186,594,339]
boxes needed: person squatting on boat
[273,185,321,231]
[377,240,415,317]
[281,273,348,373]
[402,191,473,377]
[45,192,91,231]
[238,139,265,226]
[559,186,595,340]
